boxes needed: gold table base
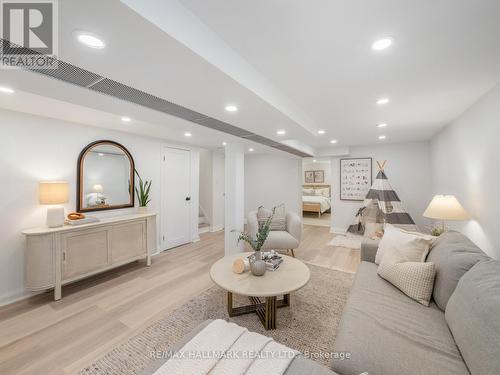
[227,292,290,330]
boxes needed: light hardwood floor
[0,225,359,375]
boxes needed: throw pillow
[302,188,315,196]
[375,224,435,265]
[378,260,436,306]
[257,204,286,231]
[314,188,330,197]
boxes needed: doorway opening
[302,158,332,227]
[199,148,225,234]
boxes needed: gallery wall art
[340,158,372,201]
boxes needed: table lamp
[39,181,69,227]
[423,195,469,234]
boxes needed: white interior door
[162,147,191,249]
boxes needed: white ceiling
[1,0,500,155]
[180,0,500,146]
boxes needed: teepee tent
[347,161,417,234]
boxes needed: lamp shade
[39,181,69,205]
[92,184,103,193]
[423,195,469,221]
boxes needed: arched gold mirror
[77,140,135,212]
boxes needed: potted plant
[135,170,152,214]
[235,207,275,276]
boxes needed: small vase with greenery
[135,170,152,213]
[235,207,275,276]
[429,223,446,237]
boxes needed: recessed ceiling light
[379,135,387,140]
[317,130,325,135]
[74,31,106,49]
[372,38,393,51]
[121,116,131,122]
[276,129,286,135]
[313,159,317,163]
[377,123,388,128]
[184,132,192,137]
[330,139,338,144]
[376,97,390,105]
[98,153,104,157]
[248,148,254,152]
[0,86,14,94]
[225,105,238,112]
[222,142,227,146]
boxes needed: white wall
[331,141,433,233]
[302,160,332,185]
[211,151,225,231]
[0,109,199,305]
[431,83,500,259]
[245,154,302,216]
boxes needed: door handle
[185,197,191,201]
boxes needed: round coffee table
[210,252,311,330]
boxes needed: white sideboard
[22,213,157,300]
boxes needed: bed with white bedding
[302,185,331,217]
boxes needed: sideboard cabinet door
[61,228,110,280]
[110,221,146,263]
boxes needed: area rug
[328,234,363,249]
[81,265,354,374]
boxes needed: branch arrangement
[236,207,276,251]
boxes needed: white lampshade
[423,195,469,221]
[39,181,69,205]
[92,184,103,193]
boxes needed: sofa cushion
[445,260,500,375]
[262,231,299,250]
[426,231,489,310]
[332,261,469,375]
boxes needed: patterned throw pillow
[378,261,436,306]
[257,204,286,231]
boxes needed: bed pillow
[302,188,315,196]
[375,224,435,265]
[314,188,330,197]
[257,204,286,231]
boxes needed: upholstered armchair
[247,211,302,257]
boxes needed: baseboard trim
[0,289,39,307]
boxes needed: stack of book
[265,254,283,271]
[261,251,284,271]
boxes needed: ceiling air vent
[0,38,312,157]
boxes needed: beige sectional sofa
[331,231,499,375]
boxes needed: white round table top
[210,252,311,297]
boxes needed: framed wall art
[304,170,314,183]
[340,158,372,201]
[313,170,324,183]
